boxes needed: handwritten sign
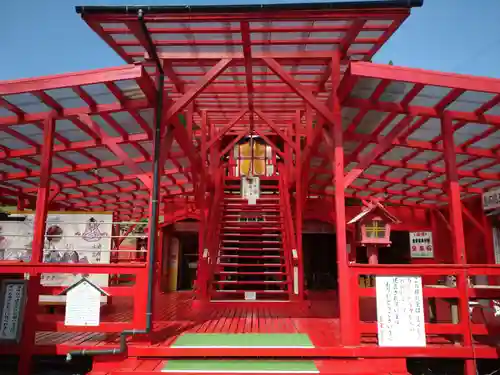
[376,276,426,347]
[409,231,434,258]
[64,280,102,327]
[0,280,26,342]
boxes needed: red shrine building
[1,1,500,374]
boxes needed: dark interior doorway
[177,233,198,290]
[356,231,411,264]
[303,233,338,290]
[379,231,411,264]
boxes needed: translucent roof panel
[311,61,500,207]
[80,4,413,65]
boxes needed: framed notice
[409,231,434,258]
[0,280,27,343]
[376,276,426,347]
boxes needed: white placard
[241,176,260,205]
[376,276,426,347]
[0,281,26,342]
[244,291,256,300]
[0,212,112,303]
[64,280,102,326]
[483,188,500,211]
[409,231,434,258]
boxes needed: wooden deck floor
[34,291,342,350]
[2,291,500,358]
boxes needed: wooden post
[295,110,304,299]
[441,112,475,375]
[367,246,379,264]
[18,116,55,375]
[330,52,357,345]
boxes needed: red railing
[0,262,148,340]
[349,263,500,348]
[279,171,298,298]
[195,167,225,298]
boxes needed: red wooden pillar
[187,102,194,141]
[18,116,55,375]
[196,111,208,299]
[367,246,378,264]
[295,110,304,299]
[330,52,357,346]
[441,112,476,375]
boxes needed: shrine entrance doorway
[303,233,338,291]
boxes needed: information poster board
[376,276,426,347]
[0,212,112,303]
[409,231,434,258]
[0,280,27,343]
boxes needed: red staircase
[210,177,293,301]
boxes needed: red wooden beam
[343,115,414,188]
[206,109,248,150]
[461,203,487,236]
[253,109,295,151]
[240,21,254,113]
[344,97,500,127]
[163,59,232,127]
[219,132,246,158]
[0,64,144,96]
[351,61,500,94]
[253,128,285,160]
[262,57,338,126]
[78,114,152,189]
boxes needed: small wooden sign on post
[60,277,109,327]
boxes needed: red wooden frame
[3,2,500,374]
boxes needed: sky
[1,0,500,81]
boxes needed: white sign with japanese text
[0,281,26,342]
[409,231,434,258]
[376,276,426,347]
[65,280,102,326]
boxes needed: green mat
[162,360,319,373]
[171,333,314,348]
